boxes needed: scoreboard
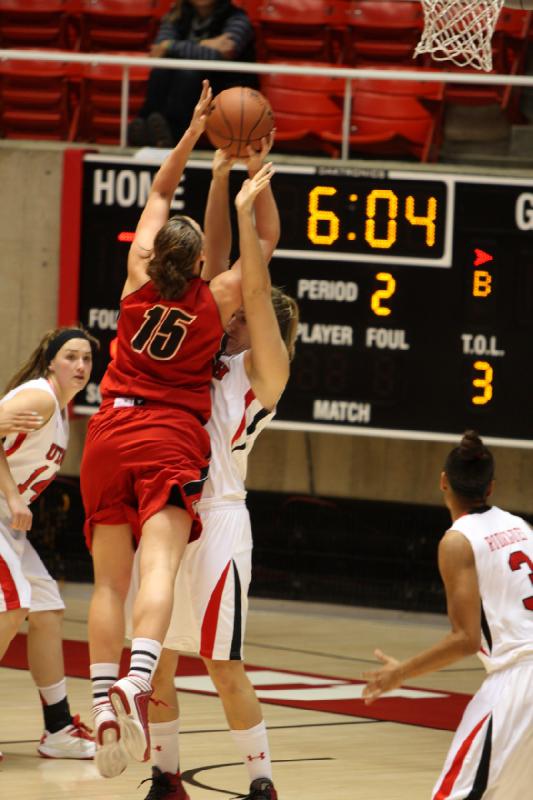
[71,154,533,446]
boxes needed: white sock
[129,637,161,683]
[150,718,180,775]
[90,662,119,706]
[230,721,272,782]
[37,678,67,707]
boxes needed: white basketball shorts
[0,516,64,614]
[432,656,533,799]
[127,501,252,660]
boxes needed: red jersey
[100,278,223,423]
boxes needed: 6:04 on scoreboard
[67,156,533,446]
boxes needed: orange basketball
[205,86,274,158]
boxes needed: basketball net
[414,0,506,71]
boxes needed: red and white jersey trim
[198,353,275,508]
[0,378,68,516]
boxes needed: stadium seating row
[0,0,530,159]
[0,0,530,72]
[0,58,444,161]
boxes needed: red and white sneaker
[93,701,128,778]
[108,675,152,762]
[38,715,95,760]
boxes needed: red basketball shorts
[80,403,210,550]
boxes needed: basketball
[205,86,274,158]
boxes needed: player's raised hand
[189,80,213,137]
[0,410,44,436]
[235,162,274,214]
[211,148,236,180]
[244,131,275,176]
[361,648,403,705]
[8,493,32,532]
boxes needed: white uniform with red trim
[127,352,275,659]
[0,378,68,613]
[432,506,533,800]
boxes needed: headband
[45,329,92,365]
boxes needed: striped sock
[128,638,161,683]
[90,662,120,706]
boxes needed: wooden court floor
[0,583,484,800]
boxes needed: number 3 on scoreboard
[472,360,493,405]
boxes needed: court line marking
[181,757,334,797]
[0,720,382,746]
[244,640,484,672]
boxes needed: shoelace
[138,772,172,800]
[149,695,170,708]
[70,715,94,739]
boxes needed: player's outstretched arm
[228,135,279,283]
[124,80,213,294]
[246,134,279,261]
[235,164,289,410]
[202,149,235,281]
[362,531,481,704]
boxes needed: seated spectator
[128,0,256,147]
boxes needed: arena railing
[1,48,533,156]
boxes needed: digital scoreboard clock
[64,154,533,446]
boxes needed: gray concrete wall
[1,143,532,514]
[0,144,64,382]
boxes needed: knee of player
[27,608,64,632]
[204,659,248,695]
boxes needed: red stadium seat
[494,6,531,71]
[257,0,346,62]
[261,65,345,155]
[321,76,444,162]
[73,61,150,143]
[0,0,70,49]
[0,58,73,140]
[76,0,158,52]
[342,0,424,65]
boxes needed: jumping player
[80,80,275,779]
[363,430,533,799]
[126,145,298,800]
[0,327,97,760]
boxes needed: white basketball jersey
[0,378,68,516]
[451,506,533,673]
[199,352,275,507]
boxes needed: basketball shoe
[241,778,278,800]
[108,675,152,762]
[141,766,190,800]
[93,701,128,778]
[38,715,95,759]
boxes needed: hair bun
[459,429,484,461]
